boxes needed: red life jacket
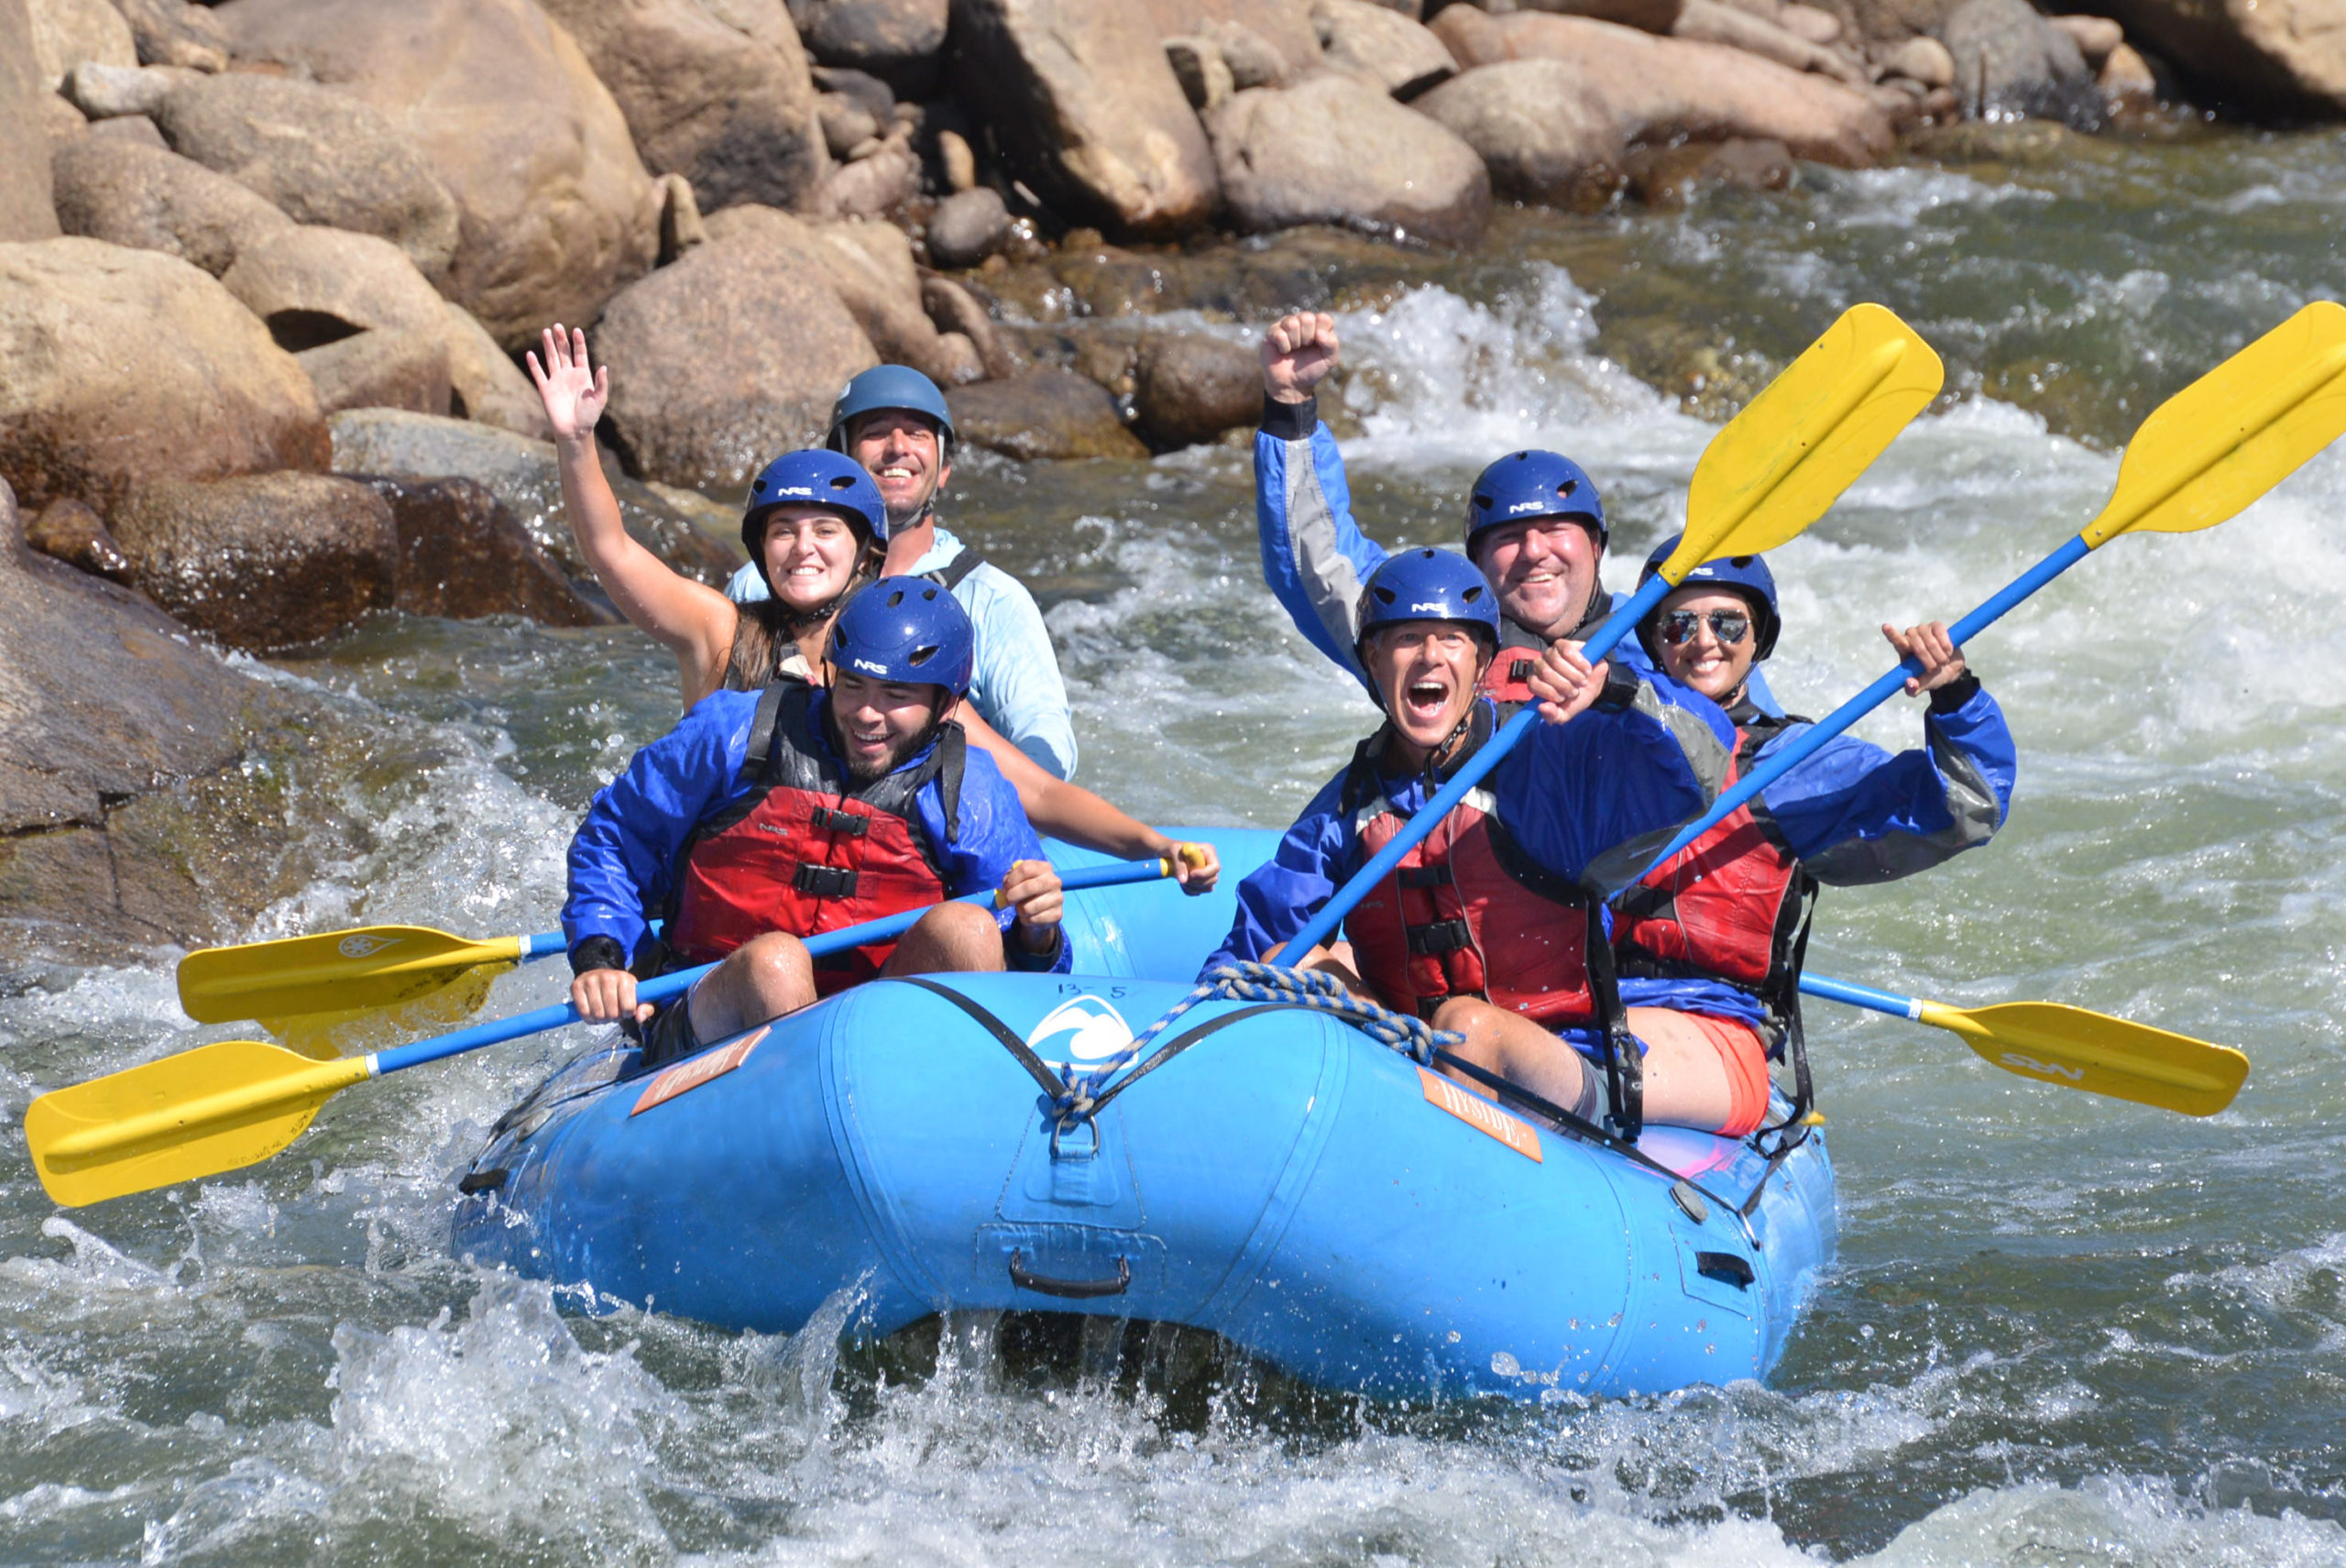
[1338,707,1622,1032]
[667,680,965,995]
[1612,712,1815,1030]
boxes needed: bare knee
[887,900,1003,973]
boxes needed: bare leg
[881,900,1007,974]
[1624,1005,1738,1132]
[1261,939,1373,1000]
[1431,996,1602,1120]
[688,931,817,1039]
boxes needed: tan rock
[211,0,663,347]
[1778,2,1842,41]
[1450,13,1892,167]
[828,124,922,218]
[64,60,193,117]
[439,298,552,439]
[0,237,325,513]
[152,72,462,283]
[1882,33,1956,84]
[945,367,1148,460]
[788,0,951,95]
[1940,0,2099,124]
[948,0,1220,240]
[89,114,166,149]
[49,134,291,275]
[220,225,450,345]
[1166,33,1239,108]
[702,203,967,383]
[1134,332,1259,448]
[1143,0,1324,76]
[39,87,89,151]
[537,0,830,215]
[2099,38,2160,100]
[27,0,137,93]
[1625,135,1793,206]
[1,0,61,240]
[1311,0,1458,96]
[1505,0,1684,33]
[593,229,878,490]
[922,275,1025,379]
[1672,0,1867,83]
[23,495,133,580]
[1412,60,1624,205]
[1205,72,1490,245]
[926,185,1012,268]
[112,0,229,71]
[298,328,453,418]
[2087,0,2344,109]
[937,126,978,191]
[109,472,396,650]
[2048,12,2123,65]
[1427,3,1510,65]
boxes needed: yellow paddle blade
[178,925,525,1025]
[26,1041,374,1207]
[1915,999,2249,1117]
[1669,303,1944,579]
[2083,301,2346,547]
[265,959,517,1059]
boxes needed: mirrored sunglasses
[1659,609,1751,647]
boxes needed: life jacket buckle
[1398,865,1451,890]
[793,863,860,898]
[813,806,871,836]
[1407,918,1472,957]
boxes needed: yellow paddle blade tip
[1927,1000,2250,1118]
[26,1039,368,1207]
[1672,303,1944,579]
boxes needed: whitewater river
[4,124,2344,1563]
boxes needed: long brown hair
[721,535,886,691]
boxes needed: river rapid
[5,122,2345,1565]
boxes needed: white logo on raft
[2001,1052,2086,1082]
[851,658,888,674]
[1025,995,1135,1066]
[337,934,397,958]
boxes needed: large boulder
[48,126,291,275]
[1311,0,1457,96]
[1143,0,1324,78]
[1205,72,1490,245]
[111,0,229,71]
[1,0,62,241]
[1671,0,1867,83]
[1134,332,1259,448]
[1427,11,1892,168]
[108,471,397,650]
[440,299,552,438]
[1938,0,2102,124]
[0,237,326,514]
[2085,0,2341,110]
[705,203,980,385]
[0,476,301,959]
[948,0,1221,240]
[788,0,950,95]
[356,475,608,625]
[946,367,1148,460]
[150,72,462,283]
[1412,60,1624,205]
[593,230,878,491]
[220,224,455,415]
[211,0,663,348]
[327,408,743,586]
[27,0,137,93]
[536,0,830,216]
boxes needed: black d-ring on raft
[1008,1249,1132,1299]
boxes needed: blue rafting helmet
[828,365,957,452]
[1636,532,1781,663]
[828,576,975,698]
[1464,450,1607,556]
[1355,547,1502,655]
[741,449,888,587]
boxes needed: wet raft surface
[5,125,2346,1564]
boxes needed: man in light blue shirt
[729,366,1079,779]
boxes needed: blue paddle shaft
[372,859,1172,1077]
[1277,574,1675,965]
[1626,532,2092,874]
[1798,971,1923,1020]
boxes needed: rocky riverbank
[2,0,2340,955]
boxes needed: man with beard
[729,366,1079,780]
[565,578,1069,1068]
[1252,313,1779,715]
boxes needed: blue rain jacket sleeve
[564,689,762,964]
[1751,680,2016,885]
[1200,677,1731,976]
[1252,400,1779,712]
[914,738,1073,973]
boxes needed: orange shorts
[1628,1009,1772,1138]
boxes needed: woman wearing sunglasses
[1606,536,2019,1138]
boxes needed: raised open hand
[1262,312,1339,404]
[527,323,609,444]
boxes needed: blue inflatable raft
[452,830,1836,1399]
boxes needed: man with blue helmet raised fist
[1253,311,1781,716]
[563,577,1070,1069]
[725,365,1080,782]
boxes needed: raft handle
[1008,1250,1132,1300]
[1694,1251,1755,1290]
